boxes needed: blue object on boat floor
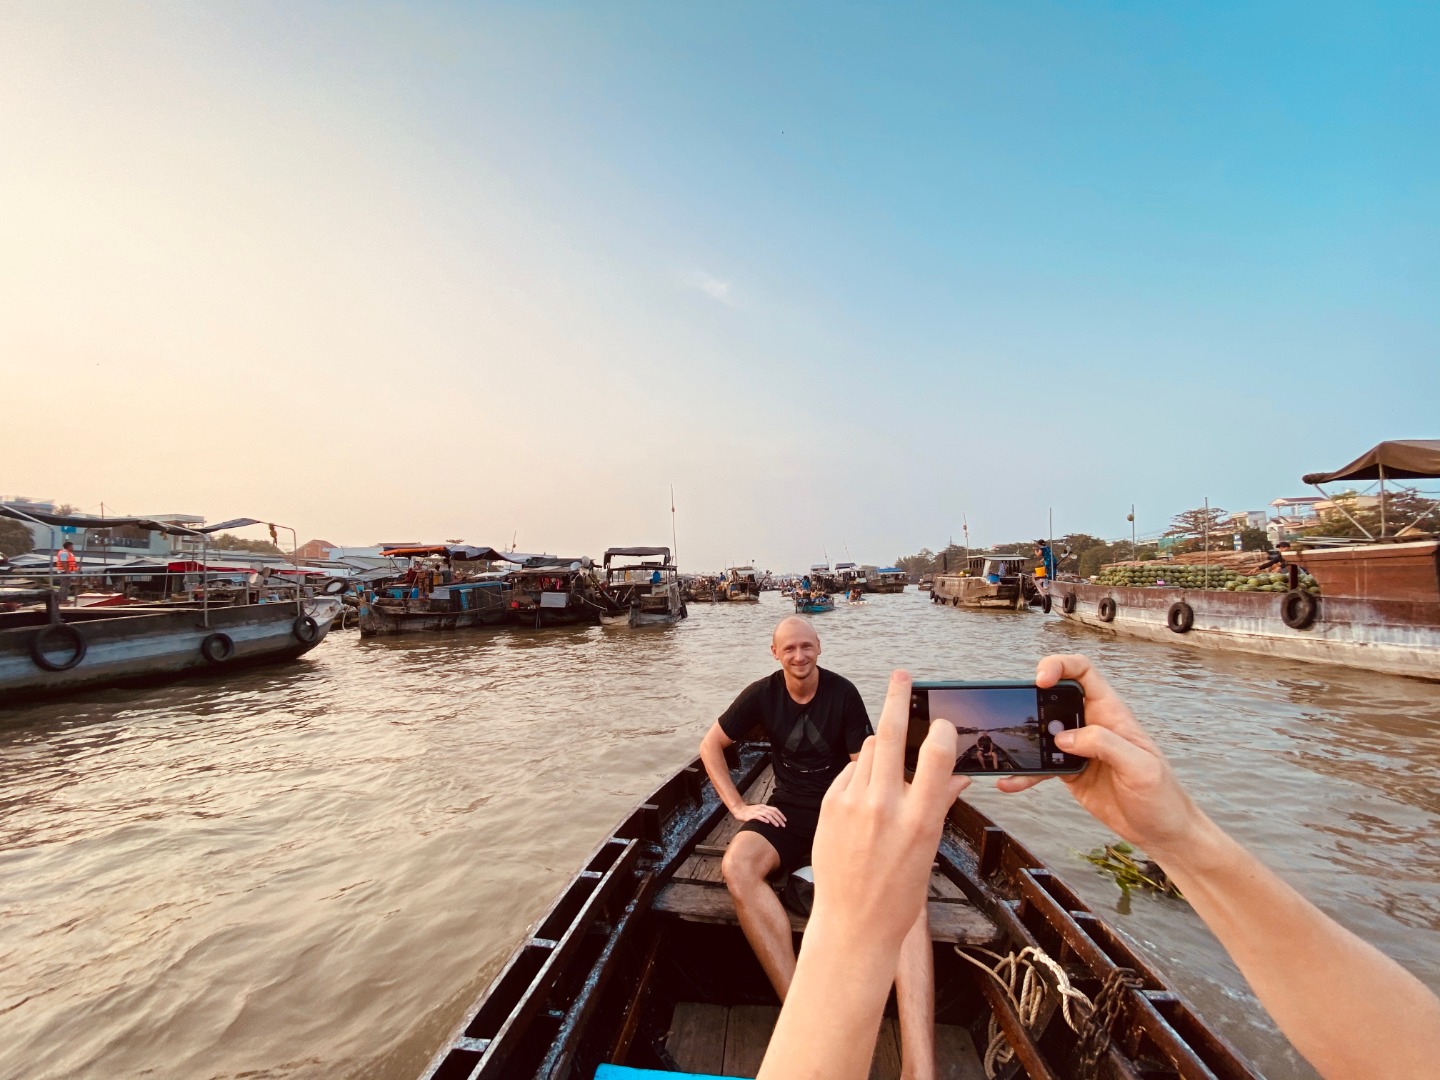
[594,1065,744,1080]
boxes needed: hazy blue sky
[3,3,1435,568]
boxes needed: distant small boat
[794,594,834,614]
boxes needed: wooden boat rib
[419,746,1258,1080]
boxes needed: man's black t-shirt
[718,668,872,807]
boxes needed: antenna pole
[670,486,678,564]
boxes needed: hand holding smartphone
[905,680,1087,776]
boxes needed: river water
[2,591,1437,1079]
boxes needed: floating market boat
[0,593,344,703]
[1052,440,1440,681]
[416,749,1260,1080]
[721,566,761,602]
[869,566,909,594]
[0,506,344,702]
[599,547,687,628]
[359,545,516,637]
[932,554,1039,611]
[793,593,835,614]
[506,559,609,628]
[684,576,720,603]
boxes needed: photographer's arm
[698,722,785,826]
[1002,655,1440,1080]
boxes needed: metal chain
[1073,966,1142,1079]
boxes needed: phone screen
[905,681,1086,775]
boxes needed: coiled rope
[955,945,1138,1079]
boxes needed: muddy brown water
[2,591,1437,1079]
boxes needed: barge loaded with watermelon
[1051,440,1440,681]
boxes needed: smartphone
[905,680,1087,776]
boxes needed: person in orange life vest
[54,541,79,574]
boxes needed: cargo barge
[1052,441,1440,681]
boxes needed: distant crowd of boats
[3,441,1437,703]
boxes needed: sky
[2,2,1436,570]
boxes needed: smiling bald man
[697,616,938,1079]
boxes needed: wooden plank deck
[667,1002,984,1080]
[658,767,999,947]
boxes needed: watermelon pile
[1094,563,1320,594]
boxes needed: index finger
[870,669,913,793]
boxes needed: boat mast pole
[670,486,678,566]
[1379,465,1387,537]
[1203,497,1211,582]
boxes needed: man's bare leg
[894,907,936,1080]
[722,832,796,1000]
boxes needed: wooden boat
[1053,442,1440,681]
[793,594,835,614]
[360,579,508,635]
[507,561,609,628]
[418,748,1259,1080]
[932,555,1039,611]
[600,548,687,628]
[684,577,719,603]
[869,566,909,594]
[721,567,761,602]
[359,544,519,636]
[0,588,343,703]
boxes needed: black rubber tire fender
[293,615,320,643]
[1041,593,1053,614]
[1061,591,1077,615]
[1280,589,1319,630]
[30,623,87,671]
[323,578,348,595]
[1167,601,1195,634]
[1097,597,1117,623]
[201,632,235,662]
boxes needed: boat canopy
[1,503,207,536]
[809,564,829,572]
[1302,440,1440,484]
[603,546,671,565]
[835,562,856,570]
[378,544,524,562]
[878,567,905,574]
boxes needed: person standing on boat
[698,616,939,1080]
[53,540,79,600]
[53,540,78,575]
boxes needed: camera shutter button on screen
[1046,720,1066,736]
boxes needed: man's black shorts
[737,796,821,875]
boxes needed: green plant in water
[1081,840,1184,900]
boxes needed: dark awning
[603,546,671,564]
[1302,440,1440,484]
[378,544,522,562]
[0,504,206,537]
